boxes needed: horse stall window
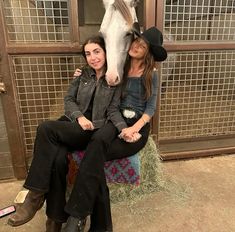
[160,50,235,139]
[78,0,144,43]
[165,0,235,41]
[3,0,70,42]
[11,55,85,161]
[158,0,235,158]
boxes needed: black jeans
[24,119,96,222]
[64,121,150,230]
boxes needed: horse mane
[113,0,134,27]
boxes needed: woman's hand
[125,132,142,143]
[73,68,82,79]
[77,116,94,131]
[119,127,142,143]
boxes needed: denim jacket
[64,66,126,130]
[120,71,158,117]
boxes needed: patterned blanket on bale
[67,150,140,186]
[67,137,163,204]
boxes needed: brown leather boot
[46,217,62,232]
[8,190,45,226]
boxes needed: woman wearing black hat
[62,26,167,232]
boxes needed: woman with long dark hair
[8,35,125,232]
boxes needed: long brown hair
[123,46,156,99]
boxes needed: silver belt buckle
[123,109,136,119]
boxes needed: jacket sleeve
[64,77,83,121]
[107,84,127,132]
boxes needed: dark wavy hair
[82,35,106,58]
[81,35,107,72]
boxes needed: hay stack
[66,136,164,205]
[109,136,164,204]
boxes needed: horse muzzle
[105,73,121,86]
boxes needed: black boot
[46,217,63,232]
[61,216,86,232]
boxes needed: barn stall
[0,0,234,179]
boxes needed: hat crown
[142,27,163,47]
[140,26,167,62]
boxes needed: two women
[62,26,167,232]
[8,25,167,232]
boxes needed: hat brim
[151,45,168,62]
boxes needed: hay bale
[66,136,165,205]
[109,136,164,204]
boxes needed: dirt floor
[0,154,235,232]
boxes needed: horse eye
[125,32,132,37]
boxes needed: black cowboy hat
[132,22,167,62]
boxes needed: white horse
[100,0,139,86]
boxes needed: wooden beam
[0,6,27,179]
[164,41,235,52]
[159,137,235,160]
[145,0,156,28]
[70,0,80,43]
[6,43,82,55]
[156,0,164,31]
[160,147,235,161]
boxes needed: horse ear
[132,22,141,37]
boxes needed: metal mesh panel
[3,0,70,43]
[159,50,235,140]
[165,0,235,41]
[12,55,85,153]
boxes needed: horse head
[100,0,139,86]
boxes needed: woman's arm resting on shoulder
[73,68,82,79]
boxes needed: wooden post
[0,3,27,179]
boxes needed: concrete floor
[0,154,235,232]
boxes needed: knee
[92,132,103,142]
[91,132,108,145]
[37,121,54,134]
[91,126,117,145]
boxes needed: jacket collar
[86,67,96,78]
[87,67,106,81]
